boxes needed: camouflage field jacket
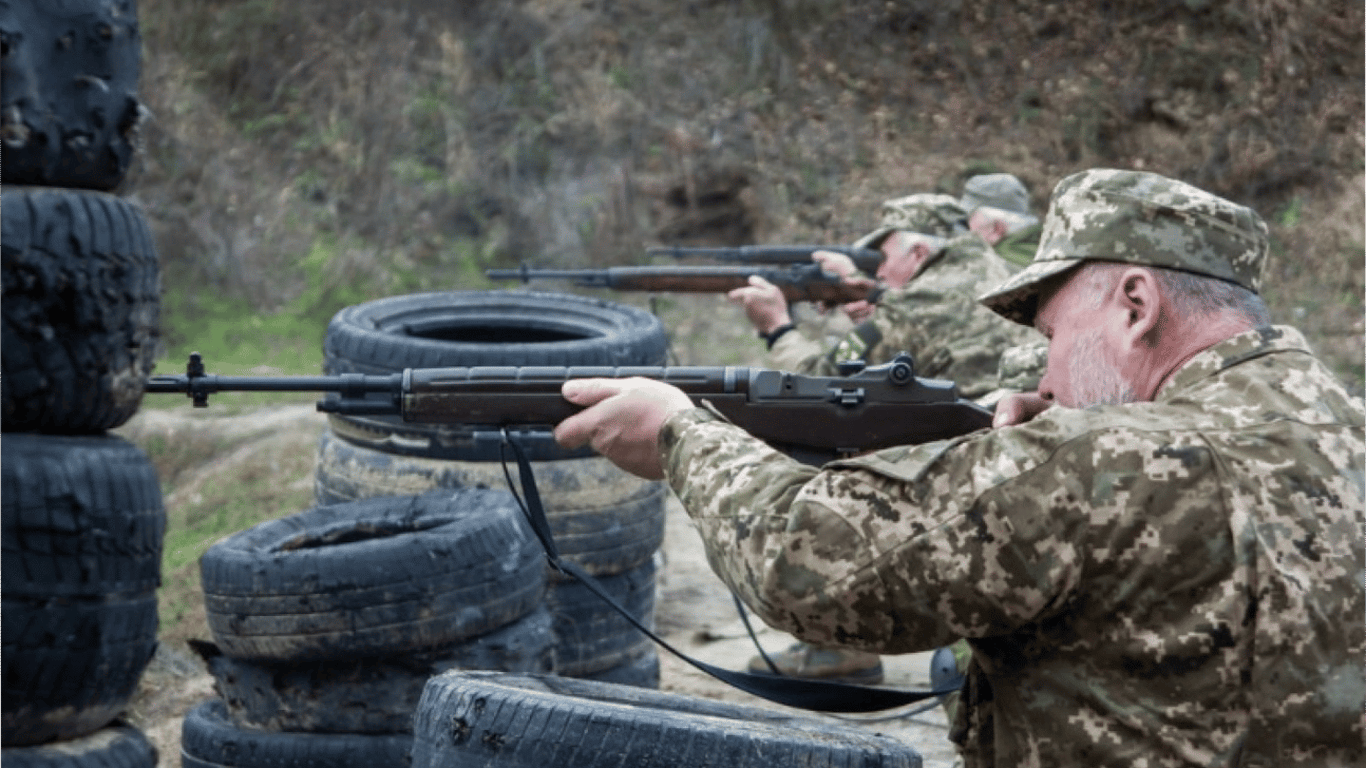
[660,325,1364,767]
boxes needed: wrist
[760,323,796,349]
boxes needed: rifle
[145,352,993,465]
[647,244,883,273]
[484,263,876,304]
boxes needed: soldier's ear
[1115,268,1160,347]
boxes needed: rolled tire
[2,432,166,597]
[2,592,158,746]
[549,555,657,677]
[181,700,411,768]
[315,426,667,577]
[1,723,158,768]
[0,0,145,191]
[321,290,670,461]
[201,606,556,734]
[2,187,160,433]
[411,671,926,768]
[198,489,546,662]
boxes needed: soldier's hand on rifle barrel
[555,378,695,480]
[727,275,793,335]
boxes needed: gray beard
[1069,329,1135,408]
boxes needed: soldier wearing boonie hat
[980,168,1268,326]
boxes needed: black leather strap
[499,432,963,714]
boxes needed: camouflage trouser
[941,638,973,721]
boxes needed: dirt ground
[120,405,961,767]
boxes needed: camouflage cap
[960,173,1031,215]
[978,169,1269,326]
[852,193,967,249]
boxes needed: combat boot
[746,641,884,684]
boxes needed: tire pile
[182,490,551,767]
[313,291,673,687]
[1,1,163,765]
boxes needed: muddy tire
[321,290,669,461]
[314,426,667,577]
[200,606,556,734]
[549,556,658,677]
[181,700,411,768]
[0,0,145,191]
[1,723,158,768]
[199,489,545,662]
[2,432,166,597]
[2,187,160,433]
[412,671,925,767]
[2,592,158,746]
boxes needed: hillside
[126,0,1364,389]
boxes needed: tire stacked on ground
[184,490,553,768]
[412,670,926,767]
[313,291,672,688]
[2,3,160,761]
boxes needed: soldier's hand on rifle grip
[992,391,1053,428]
[555,378,695,480]
[727,275,793,336]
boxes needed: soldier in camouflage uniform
[734,191,1037,399]
[555,168,1365,767]
[727,190,1040,683]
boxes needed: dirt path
[120,406,960,767]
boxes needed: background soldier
[727,181,1043,686]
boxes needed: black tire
[321,290,670,461]
[1,722,158,768]
[181,700,411,768]
[201,606,556,734]
[199,490,546,662]
[2,187,161,433]
[3,432,166,597]
[576,644,660,690]
[2,592,158,746]
[314,426,667,577]
[412,671,926,768]
[0,0,144,191]
[549,555,657,677]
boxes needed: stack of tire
[2,1,162,765]
[181,489,554,768]
[312,291,672,688]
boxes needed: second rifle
[485,263,876,304]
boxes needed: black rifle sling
[499,434,963,714]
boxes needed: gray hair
[1076,262,1270,326]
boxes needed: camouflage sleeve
[658,407,1078,653]
[848,282,979,377]
[766,326,833,373]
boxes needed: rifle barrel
[647,244,883,272]
[485,264,873,303]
